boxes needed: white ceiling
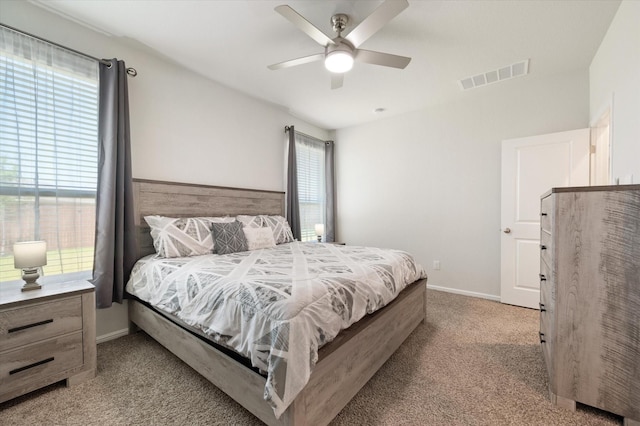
[31,0,621,130]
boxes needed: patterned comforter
[126,242,427,418]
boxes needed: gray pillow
[211,221,248,255]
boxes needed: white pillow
[243,226,276,251]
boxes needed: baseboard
[426,284,501,302]
[96,328,129,344]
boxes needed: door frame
[590,95,614,185]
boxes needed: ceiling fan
[268,0,411,89]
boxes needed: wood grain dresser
[539,184,640,425]
[0,280,96,403]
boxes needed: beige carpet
[0,290,622,425]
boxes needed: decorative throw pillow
[236,215,263,229]
[211,221,248,255]
[243,226,276,251]
[236,215,295,244]
[144,215,234,258]
[261,215,295,244]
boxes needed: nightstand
[0,280,96,403]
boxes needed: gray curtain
[285,126,302,240]
[325,141,336,242]
[91,59,137,309]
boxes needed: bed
[126,178,428,425]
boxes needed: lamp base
[22,282,42,292]
[21,268,42,292]
[317,235,322,243]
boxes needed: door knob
[503,228,511,234]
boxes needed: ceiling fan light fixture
[325,50,354,73]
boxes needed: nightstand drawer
[0,296,83,352]
[0,331,83,391]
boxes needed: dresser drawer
[0,296,83,352]
[539,259,553,309]
[539,294,554,347]
[539,312,554,386]
[0,331,83,391]
[540,230,552,268]
[540,195,553,232]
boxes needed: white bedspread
[126,242,426,418]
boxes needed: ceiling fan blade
[268,53,324,70]
[331,74,344,90]
[355,49,411,69]
[344,0,409,48]
[275,5,336,47]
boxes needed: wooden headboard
[132,178,285,259]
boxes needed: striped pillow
[145,215,234,258]
[236,215,295,244]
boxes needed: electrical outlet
[433,260,441,270]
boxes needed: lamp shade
[315,224,325,236]
[324,50,354,73]
[14,241,47,269]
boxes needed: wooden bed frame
[128,178,427,426]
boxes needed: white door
[501,129,589,308]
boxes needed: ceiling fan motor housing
[325,38,355,55]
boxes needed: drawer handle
[8,319,54,333]
[540,245,547,250]
[9,357,55,375]
[539,303,546,312]
[539,332,546,344]
[541,212,547,217]
[539,274,547,282]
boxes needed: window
[0,26,99,284]
[295,133,326,242]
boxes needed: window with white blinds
[0,26,99,284]
[295,133,326,242]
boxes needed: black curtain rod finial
[101,58,137,77]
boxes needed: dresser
[0,280,96,403]
[539,185,640,425]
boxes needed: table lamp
[13,241,47,292]
[315,224,324,243]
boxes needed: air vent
[458,59,530,91]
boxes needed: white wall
[590,0,640,184]
[335,70,589,299]
[2,1,329,340]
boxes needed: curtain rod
[1,23,137,76]
[285,126,332,144]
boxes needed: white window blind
[295,133,326,242]
[0,26,99,283]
